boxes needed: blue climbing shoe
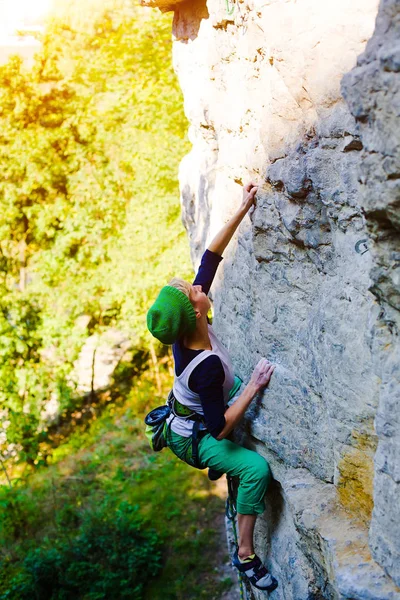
[232,550,278,592]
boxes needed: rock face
[342,0,400,588]
[75,328,131,394]
[144,0,400,597]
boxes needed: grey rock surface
[145,0,400,597]
[342,0,400,587]
[241,442,399,600]
[74,328,132,393]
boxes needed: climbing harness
[144,390,206,468]
[168,390,207,468]
[226,476,246,600]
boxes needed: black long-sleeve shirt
[172,250,226,438]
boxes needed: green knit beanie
[147,286,197,345]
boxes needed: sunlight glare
[1,0,52,34]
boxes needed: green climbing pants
[166,428,271,515]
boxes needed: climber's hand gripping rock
[249,358,275,393]
[240,180,258,214]
[207,180,258,256]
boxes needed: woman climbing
[146,181,278,593]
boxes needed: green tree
[0,3,192,468]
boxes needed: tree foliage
[1,501,162,600]
[0,1,192,467]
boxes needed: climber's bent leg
[237,513,257,558]
[166,430,277,592]
[166,429,271,515]
[197,436,277,592]
[197,434,271,514]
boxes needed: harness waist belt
[169,390,205,422]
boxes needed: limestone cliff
[342,0,400,590]
[141,0,400,598]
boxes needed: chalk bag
[144,404,171,452]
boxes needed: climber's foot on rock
[232,550,278,592]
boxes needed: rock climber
[146,181,278,593]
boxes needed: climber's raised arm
[207,181,258,256]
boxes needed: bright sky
[0,0,52,36]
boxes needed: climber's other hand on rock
[241,180,258,213]
[249,358,275,393]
